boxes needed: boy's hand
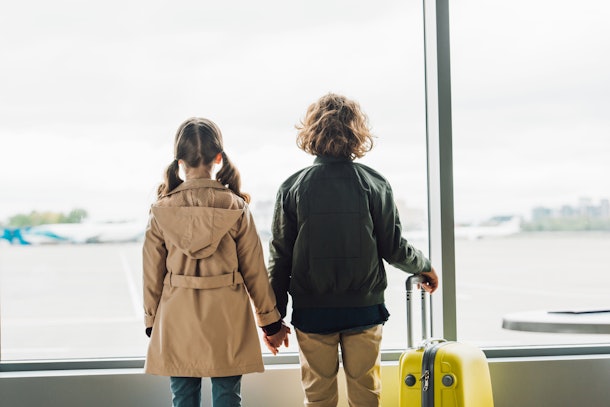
[420,267,439,293]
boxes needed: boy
[267,93,438,406]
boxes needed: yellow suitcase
[398,276,494,407]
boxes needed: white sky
[1,0,609,225]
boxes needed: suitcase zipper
[421,342,449,407]
[421,370,430,391]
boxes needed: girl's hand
[264,323,291,355]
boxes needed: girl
[143,117,289,407]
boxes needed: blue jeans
[170,375,242,407]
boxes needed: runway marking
[3,316,141,326]
[119,250,142,318]
[456,281,594,299]
[2,347,70,355]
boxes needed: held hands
[263,323,291,355]
[419,266,439,294]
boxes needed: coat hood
[151,206,243,259]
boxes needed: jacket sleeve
[142,211,167,328]
[235,205,281,327]
[372,182,431,274]
[267,188,297,319]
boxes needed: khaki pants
[296,325,382,407]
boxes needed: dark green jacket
[268,156,431,318]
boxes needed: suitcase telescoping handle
[406,274,432,348]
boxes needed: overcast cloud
[1,0,609,225]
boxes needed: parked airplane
[404,215,522,241]
[454,215,522,240]
[0,221,145,245]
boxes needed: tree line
[1,208,88,228]
[521,217,610,231]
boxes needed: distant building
[601,199,610,219]
[578,197,593,216]
[526,197,610,231]
[531,206,552,221]
[250,199,275,236]
[559,205,576,218]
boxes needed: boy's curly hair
[296,93,374,160]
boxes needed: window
[6,0,605,365]
[0,1,428,360]
[450,0,610,346]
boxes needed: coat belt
[163,272,244,289]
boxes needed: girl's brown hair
[157,117,250,203]
[296,93,374,160]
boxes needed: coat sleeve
[372,182,431,274]
[142,211,167,328]
[267,188,297,319]
[235,205,281,327]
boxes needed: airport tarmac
[1,233,610,361]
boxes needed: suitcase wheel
[442,374,455,387]
[404,374,417,387]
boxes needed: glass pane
[0,1,427,360]
[451,0,610,346]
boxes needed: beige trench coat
[142,178,280,377]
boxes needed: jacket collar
[166,178,226,196]
[314,155,353,164]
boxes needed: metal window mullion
[423,0,457,341]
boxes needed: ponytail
[216,152,250,203]
[157,159,182,198]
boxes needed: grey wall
[489,355,610,407]
[2,356,610,406]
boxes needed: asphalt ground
[2,233,610,361]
